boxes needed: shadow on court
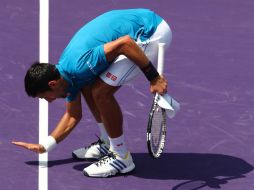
[131,153,253,189]
[72,153,253,189]
[26,158,85,168]
[131,153,253,179]
[26,153,253,189]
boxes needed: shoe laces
[86,136,104,149]
[96,151,116,166]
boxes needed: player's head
[24,62,63,101]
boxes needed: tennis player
[12,8,172,177]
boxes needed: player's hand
[12,141,46,154]
[150,75,168,95]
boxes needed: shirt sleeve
[66,87,80,102]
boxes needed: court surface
[1,0,254,189]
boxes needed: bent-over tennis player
[12,8,172,177]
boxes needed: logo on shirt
[87,61,97,75]
[106,72,117,81]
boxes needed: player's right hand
[12,141,46,154]
[150,75,168,95]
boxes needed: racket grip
[157,43,166,75]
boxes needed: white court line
[39,0,49,190]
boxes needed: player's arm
[50,93,82,142]
[12,93,82,153]
[104,35,167,95]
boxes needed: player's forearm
[105,35,150,68]
[121,37,162,82]
[105,35,160,83]
[119,36,150,68]
[50,112,82,143]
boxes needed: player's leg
[82,54,140,177]
[81,85,102,123]
[83,78,135,177]
[91,80,122,138]
[81,85,110,143]
[72,85,110,161]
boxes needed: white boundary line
[39,1,49,190]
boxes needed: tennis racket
[147,43,167,158]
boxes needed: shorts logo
[106,72,117,81]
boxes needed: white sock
[98,123,109,144]
[109,134,128,158]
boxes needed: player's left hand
[150,75,168,95]
[12,141,46,154]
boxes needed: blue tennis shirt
[56,8,163,101]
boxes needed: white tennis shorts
[100,20,172,86]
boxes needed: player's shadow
[132,153,253,189]
[26,153,253,189]
[25,158,85,168]
[72,152,253,189]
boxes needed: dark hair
[24,62,60,97]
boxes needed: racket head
[147,96,167,158]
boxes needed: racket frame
[147,94,167,158]
[146,43,167,158]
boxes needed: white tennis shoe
[83,151,135,177]
[72,139,109,161]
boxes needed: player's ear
[48,80,57,89]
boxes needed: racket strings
[150,104,166,154]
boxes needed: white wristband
[41,136,57,152]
